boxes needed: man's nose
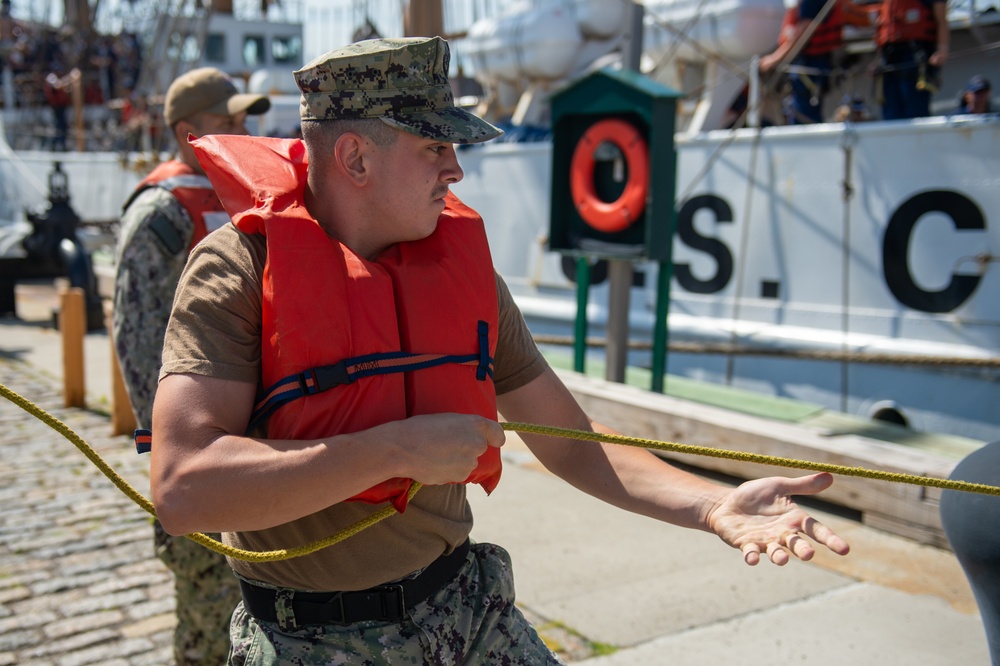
[444,150,463,184]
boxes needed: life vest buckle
[307,361,352,394]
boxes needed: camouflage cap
[293,36,502,144]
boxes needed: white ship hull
[452,115,1000,442]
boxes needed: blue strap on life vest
[134,322,494,454]
[247,351,493,434]
[476,320,490,381]
[135,429,152,454]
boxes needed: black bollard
[940,440,1000,665]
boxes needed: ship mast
[404,0,444,38]
[62,0,93,32]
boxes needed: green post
[651,260,672,393]
[574,257,590,373]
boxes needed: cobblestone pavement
[0,353,595,665]
[0,355,176,666]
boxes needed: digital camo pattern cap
[293,36,502,144]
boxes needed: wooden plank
[863,512,951,550]
[554,368,964,546]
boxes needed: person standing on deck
[760,0,872,124]
[957,75,992,115]
[43,60,77,151]
[875,0,949,119]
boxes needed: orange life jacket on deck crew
[124,160,229,251]
[875,0,937,46]
[189,134,502,513]
[778,3,845,56]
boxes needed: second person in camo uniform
[112,67,269,666]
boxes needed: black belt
[239,539,470,627]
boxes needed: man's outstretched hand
[706,472,851,566]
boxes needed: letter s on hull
[674,194,735,294]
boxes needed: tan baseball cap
[164,67,271,127]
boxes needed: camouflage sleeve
[112,187,195,428]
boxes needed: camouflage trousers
[155,521,242,665]
[229,542,563,665]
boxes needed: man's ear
[174,120,196,145]
[334,132,369,185]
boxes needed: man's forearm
[523,424,729,532]
[151,373,503,535]
[151,427,405,536]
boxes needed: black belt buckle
[376,583,406,622]
[327,591,348,626]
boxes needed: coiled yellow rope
[4,382,1000,564]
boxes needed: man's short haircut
[301,117,399,162]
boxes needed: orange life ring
[569,118,649,234]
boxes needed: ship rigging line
[3,380,1000,562]
[726,122,763,384]
[780,38,1000,76]
[531,335,1000,368]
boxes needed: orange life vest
[876,0,937,46]
[188,134,502,513]
[778,2,845,56]
[125,160,229,251]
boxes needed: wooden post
[405,0,445,37]
[605,260,632,383]
[110,335,137,436]
[60,287,86,408]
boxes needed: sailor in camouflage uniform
[112,67,269,665]
[149,36,851,666]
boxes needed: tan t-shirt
[160,222,547,591]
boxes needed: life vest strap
[477,320,490,381]
[248,321,495,435]
[134,322,495,453]
[135,429,152,454]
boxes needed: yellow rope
[502,422,1000,497]
[0,382,420,562]
[5,381,1000,565]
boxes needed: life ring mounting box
[548,68,682,263]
